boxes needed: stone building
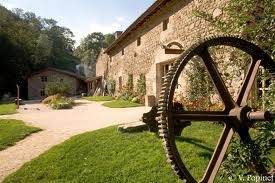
[28,67,86,100]
[96,0,228,106]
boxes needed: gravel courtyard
[0,99,150,181]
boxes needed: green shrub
[83,96,114,101]
[51,102,72,110]
[106,79,116,96]
[48,95,74,110]
[136,74,146,104]
[45,82,71,96]
[117,86,134,101]
[131,97,139,103]
[220,81,275,177]
[126,74,133,92]
[42,94,61,104]
[117,74,135,101]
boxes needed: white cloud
[89,22,122,34]
[0,0,15,10]
[73,29,87,47]
[74,16,126,47]
[116,16,126,22]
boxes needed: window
[40,90,45,97]
[163,18,169,31]
[137,37,141,46]
[60,78,64,82]
[122,48,124,56]
[41,76,48,82]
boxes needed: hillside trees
[74,32,115,76]
[0,5,79,98]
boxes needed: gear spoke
[201,125,234,183]
[172,111,228,121]
[198,48,236,110]
[236,59,261,106]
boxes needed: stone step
[118,121,148,133]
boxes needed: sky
[0,0,155,46]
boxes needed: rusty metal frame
[157,36,275,183]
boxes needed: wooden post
[16,84,20,109]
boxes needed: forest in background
[0,5,115,99]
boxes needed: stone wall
[96,48,109,78]
[28,70,84,100]
[96,0,229,104]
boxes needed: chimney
[115,31,123,39]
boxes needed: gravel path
[0,99,150,182]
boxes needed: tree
[0,5,80,98]
[103,33,115,47]
[74,32,115,76]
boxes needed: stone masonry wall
[96,48,109,78]
[28,70,81,100]
[97,0,229,103]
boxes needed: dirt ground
[0,99,150,182]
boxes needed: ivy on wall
[106,79,116,96]
[185,59,213,111]
[137,74,146,97]
[193,0,275,177]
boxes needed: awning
[85,76,102,82]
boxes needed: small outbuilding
[28,67,86,100]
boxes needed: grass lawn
[0,103,17,115]
[0,119,41,150]
[83,96,114,101]
[3,123,274,183]
[102,100,143,108]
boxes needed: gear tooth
[157,110,164,114]
[171,164,179,171]
[159,129,168,133]
[158,104,167,108]
[157,110,166,115]
[165,74,173,78]
[159,133,168,138]
[158,124,167,128]
[161,81,169,86]
[166,149,174,156]
[159,94,168,99]
[158,120,167,125]
[169,67,177,72]
[158,106,167,111]
[158,99,167,103]
[167,159,173,164]
[156,116,167,120]
[161,85,169,90]
[155,116,161,121]
[158,103,167,108]
[162,141,169,147]
[157,117,167,122]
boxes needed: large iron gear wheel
[157,36,275,183]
